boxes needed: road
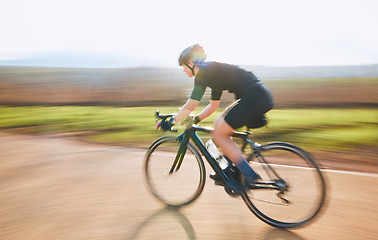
[0,132,377,240]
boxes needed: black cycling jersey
[189,61,274,129]
[190,61,260,101]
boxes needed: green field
[0,106,376,154]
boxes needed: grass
[0,106,377,154]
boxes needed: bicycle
[144,111,326,229]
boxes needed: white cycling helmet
[178,44,206,66]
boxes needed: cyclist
[158,44,274,185]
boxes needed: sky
[1,0,378,67]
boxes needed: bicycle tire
[144,136,206,208]
[241,142,326,228]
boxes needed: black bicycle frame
[170,125,250,186]
[168,125,283,191]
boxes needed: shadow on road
[126,206,307,240]
[263,228,305,240]
[127,207,196,240]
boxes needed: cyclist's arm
[173,81,204,123]
[196,88,222,121]
[196,100,220,121]
[174,98,200,123]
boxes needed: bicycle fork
[168,133,189,174]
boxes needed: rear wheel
[242,142,326,228]
[144,136,206,207]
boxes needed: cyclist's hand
[181,113,197,126]
[181,116,190,125]
[156,117,175,131]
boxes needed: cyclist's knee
[212,117,234,139]
[213,116,222,129]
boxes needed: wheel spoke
[242,143,326,228]
[144,137,206,207]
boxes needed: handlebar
[155,111,177,132]
[155,111,175,121]
[155,110,196,132]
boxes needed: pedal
[224,181,243,196]
[214,180,224,186]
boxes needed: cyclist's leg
[212,84,273,183]
[212,116,260,182]
[212,116,243,164]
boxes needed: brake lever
[155,111,161,122]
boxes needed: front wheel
[144,136,206,208]
[242,142,327,228]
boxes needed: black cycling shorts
[222,83,274,129]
